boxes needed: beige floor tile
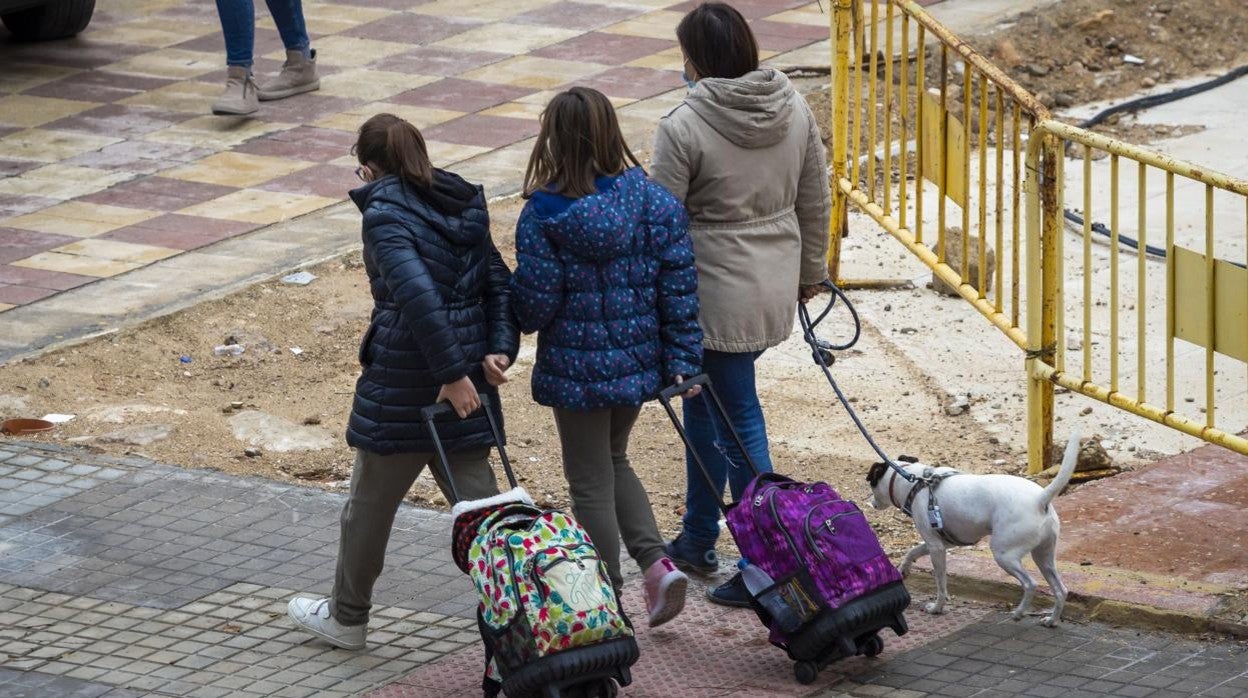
[479,101,546,120]
[53,238,181,264]
[163,152,313,188]
[6,202,160,238]
[178,189,338,225]
[318,69,438,102]
[601,11,685,39]
[0,129,122,164]
[0,164,133,200]
[117,81,220,113]
[11,252,145,278]
[626,46,685,72]
[302,3,397,34]
[435,23,581,55]
[461,55,609,90]
[146,116,292,149]
[84,18,202,48]
[575,0,679,8]
[0,303,14,313]
[0,62,78,93]
[102,48,220,80]
[315,104,463,133]
[0,95,99,129]
[766,5,834,27]
[423,141,493,167]
[413,0,558,22]
[617,87,686,121]
[274,36,410,68]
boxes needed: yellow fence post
[1025,133,1060,474]
[828,0,854,284]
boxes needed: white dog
[866,432,1081,626]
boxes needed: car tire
[2,0,95,41]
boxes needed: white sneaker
[287,597,366,650]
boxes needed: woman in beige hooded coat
[650,1,831,607]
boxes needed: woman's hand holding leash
[437,376,480,418]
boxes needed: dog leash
[798,281,918,484]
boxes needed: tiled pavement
[0,0,833,313]
[3,440,1246,697]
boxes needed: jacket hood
[350,170,487,246]
[685,68,795,149]
[536,167,648,262]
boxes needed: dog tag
[927,505,944,530]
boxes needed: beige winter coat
[651,68,831,353]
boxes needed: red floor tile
[0,265,94,291]
[233,126,357,162]
[258,163,356,200]
[668,0,809,19]
[0,283,59,306]
[532,32,676,65]
[423,113,540,149]
[78,176,238,212]
[751,19,830,53]
[0,160,42,178]
[102,214,259,250]
[44,104,194,139]
[343,13,483,45]
[390,79,534,114]
[581,66,682,101]
[23,71,175,103]
[0,229,78,266]
[0,196,58,219]
[372,47,510,78]
[511,1,646,31]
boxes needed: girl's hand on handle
[673,375,701,399]
[436,376,480,418]
[483,354,511,386]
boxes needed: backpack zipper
[803,507,864,560]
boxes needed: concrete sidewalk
[3,440,1247,697]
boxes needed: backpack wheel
[860,634,884,658]
[794,660,819,685]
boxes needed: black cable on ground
[1066,63,1248,266]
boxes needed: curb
[903,567,1248,638]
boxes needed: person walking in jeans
[212,0,320,115]
[650,2,831,607]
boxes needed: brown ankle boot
[211,66,259,116]
[257,49,320,101]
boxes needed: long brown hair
[353,113,434,188]
[523,87,641,199]
[677,2,759,79]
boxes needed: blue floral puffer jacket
[511,167,702,410]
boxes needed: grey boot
[257,49,320,101]
[211,66,259,116]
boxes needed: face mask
[681,71,697,90]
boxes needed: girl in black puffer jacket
[287,113,519,650]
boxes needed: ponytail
[354,113,434,188]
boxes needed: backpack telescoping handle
[419,393,519,505]
[656,374,764,514]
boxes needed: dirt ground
[0,192,1018,556]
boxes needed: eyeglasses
[355,166,369,182]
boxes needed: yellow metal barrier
[828,0,1248,471]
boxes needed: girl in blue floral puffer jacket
[511,87,702,629]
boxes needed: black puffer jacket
[346,171,519,455]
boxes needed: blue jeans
[680,350,774,550]
[215,0,310,67]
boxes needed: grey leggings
[329,448,498,626]
[552,406,666,591]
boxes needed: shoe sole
[648,573,687,628]
[704,585,752,609]
[211,106,259,116]
[258,81,320,101]
[667,556,717,577]
[287,605,366,651]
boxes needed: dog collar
[887,469,905,512]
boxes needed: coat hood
[350,170,487,246]
[535,167,649,262]
[685,68,795,149]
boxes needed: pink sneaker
[643,558,687,627]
